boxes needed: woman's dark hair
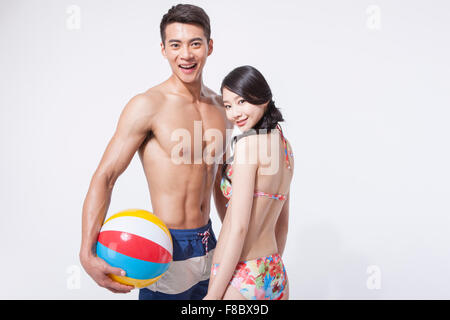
[220,65,284,131]
[160,4,211,44]
[220,65,285,182]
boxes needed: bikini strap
[276,124,292,169]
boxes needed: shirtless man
[79,4,231,300]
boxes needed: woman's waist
[213,251,282,267]
[212,243,279,266]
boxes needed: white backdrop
[0,0,449,299]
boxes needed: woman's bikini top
[220,124,293,206]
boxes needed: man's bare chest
[141,104,227,164]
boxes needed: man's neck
[168,74,206,102]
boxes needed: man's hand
[80,254,134,293]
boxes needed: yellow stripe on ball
[104,209,172,240]
[109,273,164,289]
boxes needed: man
[80,4,232,300]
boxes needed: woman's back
[215,127,294,262]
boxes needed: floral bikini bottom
[211,253,287,300]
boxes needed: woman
[205,66,294,300]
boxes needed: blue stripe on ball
[96,242,169,280]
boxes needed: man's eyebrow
[167,38,204,43]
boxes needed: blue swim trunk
[139,219,217,300]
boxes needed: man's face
[161,22,213,84]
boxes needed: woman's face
[222,87,268,132]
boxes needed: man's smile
[179,63,198,73]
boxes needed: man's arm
[213,119,233,222]
[79,94,157,293]
[213,162,228,222]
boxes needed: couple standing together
[80,4,294,300]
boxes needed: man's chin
[176,72,202,84]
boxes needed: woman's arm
[275,191,289,256]
[205,136,258,299]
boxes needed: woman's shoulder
[234,130,282,166]
[233,133,259,154]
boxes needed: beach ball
[96,209,173,288]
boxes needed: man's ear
[207,38,214,56]
[161,42,167,59]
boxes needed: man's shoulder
[138,85,168,105]
[201,86,233,129]
[127,87,167,110]
[119,90,165,127]
[202,86,223,106]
